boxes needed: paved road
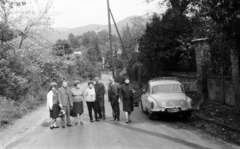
[5,74,240,149]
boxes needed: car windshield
[152,84,183,94]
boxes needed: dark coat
[108,82,120,102]
[120,83,134,112]
[94,82,105,97]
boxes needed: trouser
[61,101,71,126]
[111,99,120,120]
[87,101,98,120]
[96,96,105,118]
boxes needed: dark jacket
[108,82,120,102]
[94,82,105,97]
[120,83,134,100]
[58,87,73,107]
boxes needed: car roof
[149,80,182,86]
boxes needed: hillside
[48,16,137,42]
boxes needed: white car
[141,78,193,120]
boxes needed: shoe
[95,119,100,122]
[129,120,132,122]
[125,121,129,123]
[80,121,84,125]
[103,116,106,120]
[90,119,94,122]
[75,122,79,125]
[110,119,116,121]
[117,118,120,121]
[50,126,54,129]
[99,116,103,119]
[62,126,66,128]
[67,123,73,127]
[53,126,59,128]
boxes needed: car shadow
[105,120,212,149]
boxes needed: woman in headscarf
[70,80,85,125]
[120,77,135,123]
[47,82,60,129]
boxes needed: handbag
[70,107,76,117]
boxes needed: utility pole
[109,8,129,61]
[107,0,114,78]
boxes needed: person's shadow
[41,122,51,127]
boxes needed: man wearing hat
[94,77,106,119]
[58,80,73,128]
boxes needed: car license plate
[167,108,179,113]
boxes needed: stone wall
[166,72,198,92]
[207,78,235,106]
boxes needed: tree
[122,24,134,59]
[0,0,26,23]
[94,43,102,62]
[121,17,146,60]
[85,43,103,64]
[0,21,16,44]
[1,0,53,49]
[68,33,80,48]
[200,0,240,54]
[138,0,196,80]
[97,30,109,44]
[80,31,98,46]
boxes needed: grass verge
[0,90,47,130]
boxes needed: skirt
[73,101,84,115]
[50,104,60,119]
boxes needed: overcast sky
[50,0,161,28]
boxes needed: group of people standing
[47,76,135,129]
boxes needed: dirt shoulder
[0,105,48,149]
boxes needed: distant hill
[48,16,138,42]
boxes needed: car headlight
[187,97,192,103]
[186,98,192,107]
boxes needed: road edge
[0,104,48,149]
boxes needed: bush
[0,45,100,128]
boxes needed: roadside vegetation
[0,0,100,129]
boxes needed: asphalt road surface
[4,74,240,149]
